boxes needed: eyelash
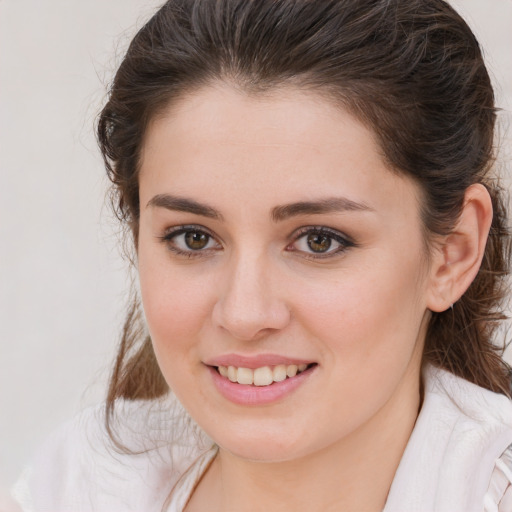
[287,226,355,259]
[159,225,222,258]
[159,225,355,260]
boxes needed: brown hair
[98,0,511,430]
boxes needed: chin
[208,420,317,463]
[222,440,304,463]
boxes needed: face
[137,84,433,462]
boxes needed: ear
[427,184,493,313]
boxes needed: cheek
[137,247,214,369]
[292,255,427,363]
[283,261,427,437]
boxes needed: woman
[12,0,512,510]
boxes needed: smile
[217,364,309,386]
[207,360,317,406]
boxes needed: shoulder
[12,395,213,512]
[425,364,512,428]
[385,365,512,511]
[427,366,512,511]
[485,444,512,512]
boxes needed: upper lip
[204,353,315,369]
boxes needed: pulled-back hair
[98,0,511,429]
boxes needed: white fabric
[11,365,512,512]
[382,366,512,512]
[161,446,218,512]
[485,445,512,512]
[11,397,214,512]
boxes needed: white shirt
[12,365,512,511]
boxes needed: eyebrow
[147,194,223,220]
[147,194,372,222]
[271,197,373,222]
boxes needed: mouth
[214,363,316,387]
[205,356,318,405]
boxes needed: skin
[136,84,492,511]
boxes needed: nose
[211,251,291,341]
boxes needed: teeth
[286,365,298,378]
[227,366,237,382]
[273,365,287,382]
[217,363,310,386]
[254,366,273,386]
[237,367,253,385]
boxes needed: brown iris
[307,233,332,253]
[185,231,209,250]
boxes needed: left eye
[290,228,353,256]
[162,227,221,253]
[182,231,211,250]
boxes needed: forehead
[142,83,379,166]
[139,83,421,220]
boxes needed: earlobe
[427,184,493,313]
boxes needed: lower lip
[207,365,316,406]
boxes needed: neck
[187,363,422,512]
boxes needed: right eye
[161,226,222,256]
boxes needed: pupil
[185,231,209,250]
[307,233,331,253]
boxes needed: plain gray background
[1,0,511,489]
